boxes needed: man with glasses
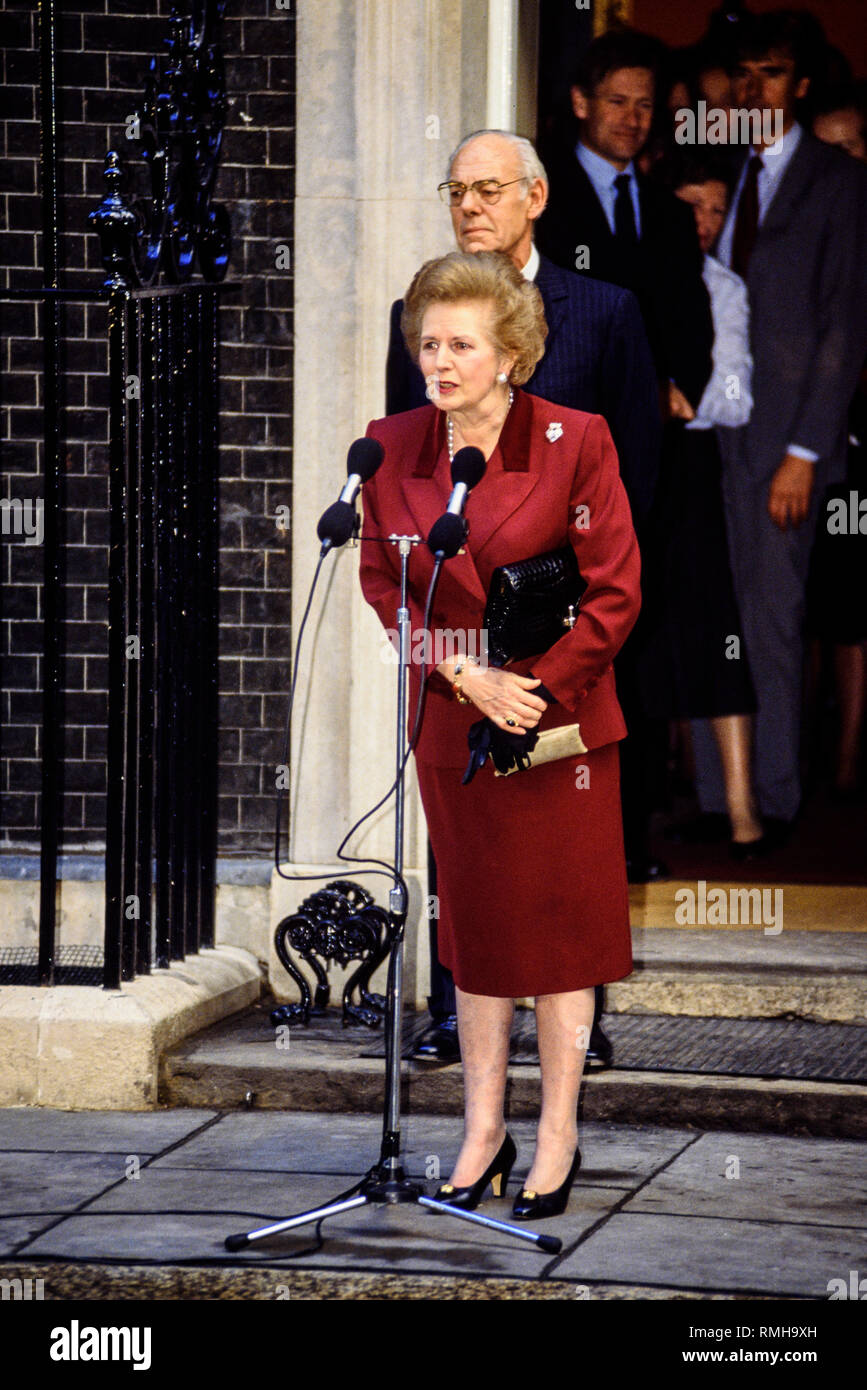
[386,128,661,1067]
[388,130,660,526]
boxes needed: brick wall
[0,1,295,855]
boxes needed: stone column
[271,0,531,1006]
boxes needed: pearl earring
[497,371,508,383]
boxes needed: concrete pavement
[1,1107,864,1299]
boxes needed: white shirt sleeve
[687,258,754,430]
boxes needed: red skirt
[417,741,632,998]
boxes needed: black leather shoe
[729,835,771,862]
[626,856,670,883]
[434,1132,517,1210]
[412,1014,460,1064]
[585,1023,613,1067]
[512,1147,582,1221]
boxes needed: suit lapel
[758,134,819,236]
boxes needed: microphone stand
[225,533,562,1257]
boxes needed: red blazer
[359,388,641,769]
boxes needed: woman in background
[652,150,762,858]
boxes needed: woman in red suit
[360,251,640,1220]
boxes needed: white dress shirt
[686,255,753,431]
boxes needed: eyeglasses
[437,178,527,206]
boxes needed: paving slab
[0,1215,63,1257]
[144,1111,692,1185]
[2,1110,864,1296]
[554,1212,866,1299]
[623,1132,867,1229]
[0,1108,217,1152]
[0,1151,134,1215]
[17,1174,620,1278]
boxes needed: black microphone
[427,446,486,559]
[317,437,385,553]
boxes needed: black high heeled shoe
[433,1132,517,1210]
[511,1147,582,1221]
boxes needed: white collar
[520,243,540,281]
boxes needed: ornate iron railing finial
[89,1,230,287]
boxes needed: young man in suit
[689,10,867,840]
[537,27,714,414]
[386,129,661,1065]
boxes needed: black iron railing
[0,1,228,988]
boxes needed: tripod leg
[224,1194,369,1251]
[417,1195,561,1254]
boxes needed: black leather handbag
[483,545,586,667]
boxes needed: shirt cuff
[787,444,820,462]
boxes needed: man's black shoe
[412,1014,461,1064]
[626,856,670,883]
[586,1023,614,1068]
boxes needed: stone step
[608,927,867,1023]
[160,1002,867,1138]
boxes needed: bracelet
[451,656,477,704]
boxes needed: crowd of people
[357,7,867,1217]
[537,9,867,854]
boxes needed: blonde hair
[401,251,547,386]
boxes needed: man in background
[690,10,867,839]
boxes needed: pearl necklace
[447,386,514,463]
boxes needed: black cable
[334,553,444,885]
[273,534,447,920]
[273,542,407,900]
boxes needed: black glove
[529,675,557,704]
[462,718,539,785]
